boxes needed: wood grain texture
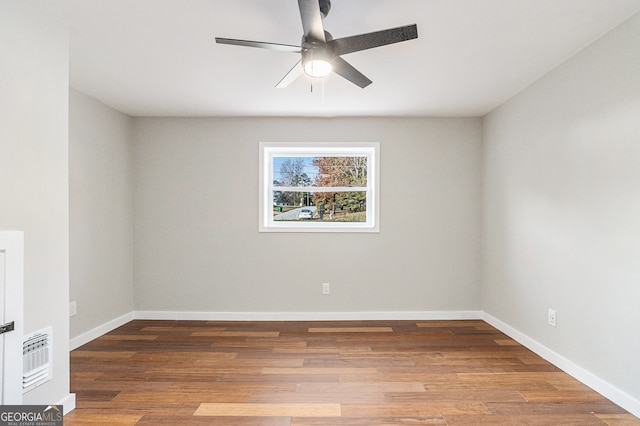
[65,320,639,425]
[195,403,341,417]
[308,327,393,333]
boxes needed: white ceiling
[66,0,640,117]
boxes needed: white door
[0,231,24,404]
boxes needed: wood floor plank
[211,340,308,349]
[292,417,447,425]
[138,416,292,425]
[113,390,254,403]
[263,367,378,375]
[308,327,393,333]
[520,389,611,402]
[271,346,372,354]
[71,379,173,393]
[340,402,490,416]
[305,355,415,368]
[412,355,525,366]
[63,412,143,425]
[167,381,297,393]
[249,390,386,404]
[219,373,340,383]
[129,351,237,362]
[99,334,159,341]
[71,350,137,358]
[416,320,486,328]
[296,382,427,394]
[595,413,640,425]
[484,401,628,415]
[67,320,637,424]
[444,414,609,425]
[494,339,521,346]
[192,331,280,337]
[456,371,572,391]
[384,390,526,403]
[194,403,341,417]
[140,326,227,332]
[70,371,103,381]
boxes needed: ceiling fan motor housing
[319,0,331,18]
[301,30,334,78]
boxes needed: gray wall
[69,89,134,337]
[0,2,71,405]
[133,117,483,313]
[483,13,640,401]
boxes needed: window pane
[272,157,314,188]
[260,142,379,232]
[273,191,367,223]
[312,156,367,187]
[273,156,367,188]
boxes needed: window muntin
[260,143,379,232]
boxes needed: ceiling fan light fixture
[215,0,417,89]
[303,59,332,78]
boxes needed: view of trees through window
[272,156,368,223]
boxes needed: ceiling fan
[215,0,418,89]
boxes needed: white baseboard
[59,392,76,415]
[133,310,483,321]
[69,311,134,351]
[482,312,640,419]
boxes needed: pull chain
[309,80,326,105]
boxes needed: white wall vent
[22,326,52,393]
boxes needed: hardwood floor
[66,320,639,425]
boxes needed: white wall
[69,89,134,339]
[133,117,482,315]
[483,12,640,406]
[0,2,72,407]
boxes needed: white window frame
[259,142,380,233]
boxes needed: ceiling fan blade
[331,56,372,88]
[298,0,326,42]
[328,24,418,56]
[276,60,303,88]
[215,37,301,53]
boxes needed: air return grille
[22,326,52,392]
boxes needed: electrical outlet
[322,283,330,295]
[69,301,77,317]
[548,308,556,327]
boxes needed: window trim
[259,142,380,233]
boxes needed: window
[259,142,380,232]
